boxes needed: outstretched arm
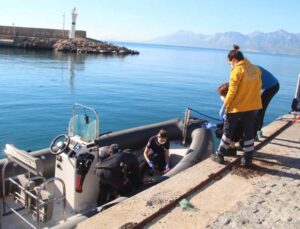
[143,147,151,163]
[143,147,154,169]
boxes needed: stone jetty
[13,37,57,49]
[0,25,139,55]
[53,38,139,55]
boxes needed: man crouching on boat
[141,129,170,176]
[95,144,143,206]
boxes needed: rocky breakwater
[53,38,139,55]
[14,37,56,49]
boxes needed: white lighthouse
[69,7,77,39]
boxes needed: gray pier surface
[77,114,300,229]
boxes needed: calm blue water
[0,43,299,158]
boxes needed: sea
[0,43,299,158]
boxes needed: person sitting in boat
[141,129,170,176]
[95,144,143,206]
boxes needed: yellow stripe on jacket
[224,59,262,113]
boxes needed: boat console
[49,104,100,213]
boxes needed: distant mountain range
[149,30,300,55]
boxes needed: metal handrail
[25,176,46,189]
[2,162,8,215]
[1,160,66,229]
[182,108,191,145]
[35,177,66,229]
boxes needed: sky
[1,0,300,41]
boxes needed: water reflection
[0,47,131,91]
[69,55,76,90]
[53,51,86,91]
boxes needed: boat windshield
[68,104,99,142]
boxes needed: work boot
[241,156,252,168]
[236,140,244,150]
[210,152,225,164]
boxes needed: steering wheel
[50,134,70,155]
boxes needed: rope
[188,107,221,122]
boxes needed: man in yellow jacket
[212,45,262,167]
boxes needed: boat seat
[15,174,36,208]
[13,174,54,222]
[32,187,54,222]
[4,144,44,176]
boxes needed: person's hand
[202,122,217,129]
[147,161,154,169]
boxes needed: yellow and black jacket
[225,59,262,113]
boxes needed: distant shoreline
[113,41,300,58]
[145,29,300,56]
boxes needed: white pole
[70,7,77,39]
[62,13,65,38]
[12,22,15,36]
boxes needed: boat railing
[182,108,191,145]
[1,144,66,229]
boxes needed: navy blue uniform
[256,66,280,132]
[95,152,142,206]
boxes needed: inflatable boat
[0,104,214,229]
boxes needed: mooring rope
[188,107,221,122]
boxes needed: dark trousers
[217,110,256,159]
[97,178,142,206]
[215,122,243,143]
[256,83,280,131]
[96,161,142,206]
[97,182,114,206]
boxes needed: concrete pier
[77,114,300,229]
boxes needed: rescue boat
[0,104,214,229]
